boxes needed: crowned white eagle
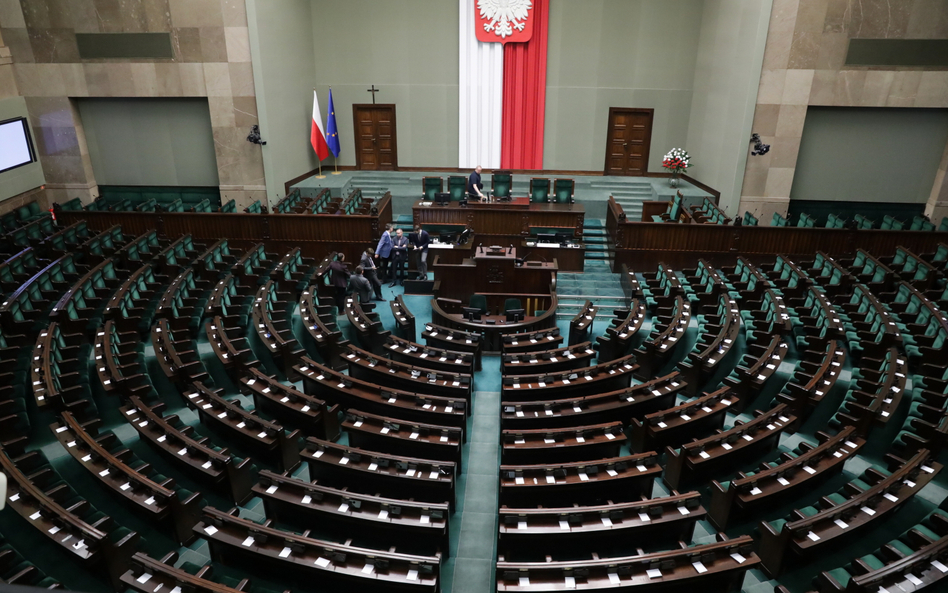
[478,0,532,39]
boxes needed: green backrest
[448,176,467,201]
[743,212,758,226]
[910,216,935,231]
[882,215,903,230]
[423,177,443,201]
[529,178,550,203]
[221,199,236,213]
[491,171,512,199]
[771,212,787,227]
[1,212,18,231]
[553,179,574,204]
[504,298,522,313]
[853,213,874,230]
[797,213,814,228]
[470,294,488,314]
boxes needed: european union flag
[326,88,341,158]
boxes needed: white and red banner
[459,0,548,170]
[310,90,330,161]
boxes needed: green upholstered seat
[470,294,488,314]
[492,171,512,199]
[553,178,574,204]
[448,176,467,201]
[504,298,522,313]
[423,176,443,200]
[529,178,550,203]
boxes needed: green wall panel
[77,98,219,187]
[791,107,948,204]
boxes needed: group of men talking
[327,223,430,309]
[326,166,484,311]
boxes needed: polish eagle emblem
[475,0,534,43]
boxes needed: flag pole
[329,86,342,174]
[313,87,326,179]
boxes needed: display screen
[0,118,37,174]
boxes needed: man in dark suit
[390,228,409,287]
[360,247,384,301]
[329,253,350,311]
[348,265,373,304]
[375,223,393,282]
[414,225,430,280]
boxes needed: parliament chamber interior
[2,2,948,593]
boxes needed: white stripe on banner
[458,0,503,169]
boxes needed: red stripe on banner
[500,0,549,170]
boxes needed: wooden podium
[431,246,557,302]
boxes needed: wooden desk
[521,240,585,272]
[254,470,450,555]
[496,536,758,592]
[499,452,660,507]
[197,507,441,592]
[413,199,584,241]
[431,247,557,301]
[498,492,704,553]
[431,296,558,352]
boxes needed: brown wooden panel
[604,108,653,176]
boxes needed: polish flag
[310,90,330,160]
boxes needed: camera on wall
[750,133,770,156]
[247,125,267,146]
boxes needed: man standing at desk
[467,165,485,201]
[375,223,393,283]
[413,225,430,280]
[390,228,409,287]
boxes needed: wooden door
[604,108,653,176]
[353,104,397,170]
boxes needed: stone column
[925,139,948,225]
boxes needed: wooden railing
[605,197,948,271]
[57,193,393,262]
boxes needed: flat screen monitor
[435,192,451,205]
[555,232,572,244]
[506,308,525,322]
[462,307,482,321]
[0,117,36,174]
[440,232,458,244]
[536,233,556,243]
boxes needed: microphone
[478,243,484,254]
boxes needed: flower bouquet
[662,148,692,187]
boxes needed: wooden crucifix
[367,85,379,104]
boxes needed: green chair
[492,171,512,199]
[423,176,443,201]
[771,212,788,227]
[470,294,488,314]
[529,178,550,203]
[743,211,758,226]
[448,176,467,201]
[504,298,522,313]
[552,178,575,204]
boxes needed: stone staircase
[590,179,653,222]
[581,218,609,264]
[555,266,627,321]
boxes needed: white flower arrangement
[662,148,692,173]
